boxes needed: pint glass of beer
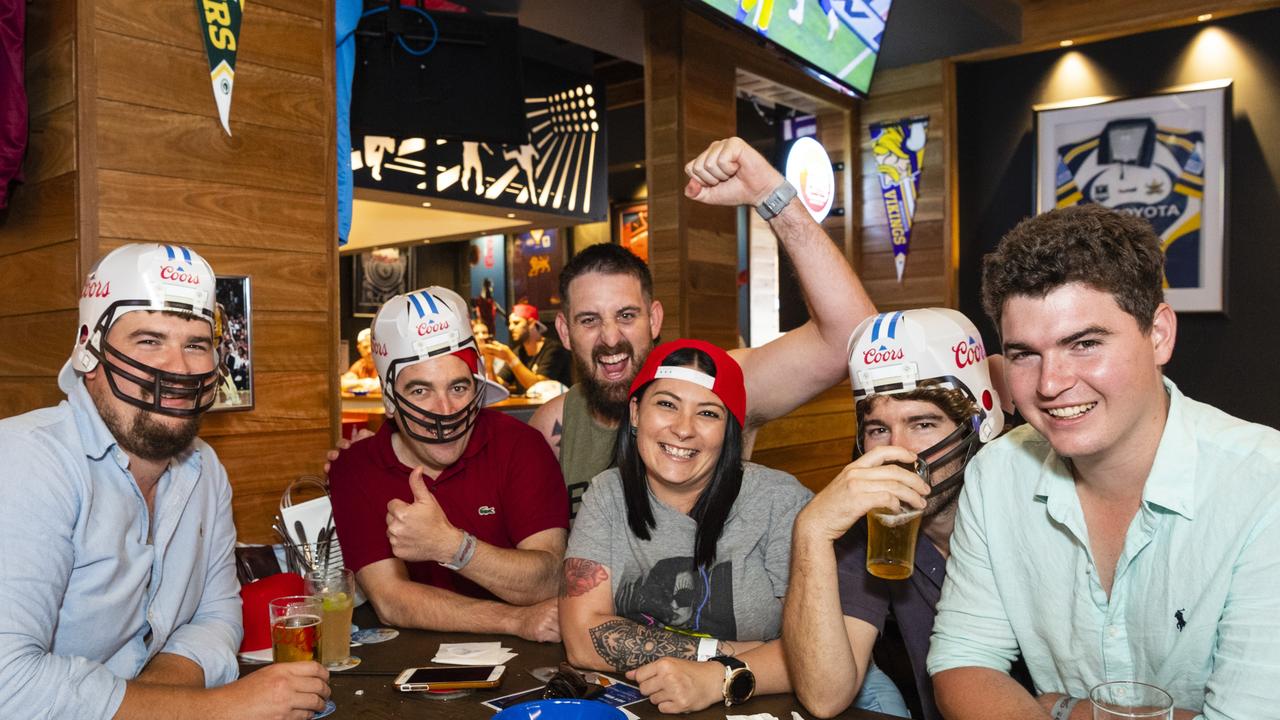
[269,595,322,663]
[866,458,929,580]
[305,569,356,669]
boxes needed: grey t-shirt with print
[566,462,812,642]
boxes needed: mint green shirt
[927,379,1280,719]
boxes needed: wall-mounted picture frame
[212,275,254,412]
[614,201,649,262]
[1035,79,1231,312]
[510,228,564,311]
[353,247,415,317]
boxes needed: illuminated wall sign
[784,136,835,223]
[352,79,607,222]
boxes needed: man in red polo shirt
[329,286,569,642]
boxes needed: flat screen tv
[691,0,893,97]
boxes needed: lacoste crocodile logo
[478,506,496,516]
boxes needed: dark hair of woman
[614,347,744,570]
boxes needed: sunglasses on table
[542,663,607,701]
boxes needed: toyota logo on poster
[784,137,835,223]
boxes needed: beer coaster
[352,627,399,644]
[312,699,337,719]
[237,648,273,664]
[327,656,362,672]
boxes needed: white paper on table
[432,641,517,665]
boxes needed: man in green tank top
[530,137,877,513]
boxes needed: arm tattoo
[551,419,563,451]
[588,619,699,671]
[562,558,609,598]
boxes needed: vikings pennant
[197,0,244,136]
[870,116,929,283]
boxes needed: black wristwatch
[710,656,755,707]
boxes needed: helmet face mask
[384,356,483,445]
[75,245,220,419]
[848,308,1004,498]
[372,287,509,445]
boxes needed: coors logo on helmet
[953,338,986,369]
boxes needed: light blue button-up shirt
[0,363,242,719]
[928,379,1280,719]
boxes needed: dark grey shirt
[836,518,946,720]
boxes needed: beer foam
[874,508,923,527]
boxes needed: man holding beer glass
[928,205,1280,719]
[784,308,1004,720]
[0,244,329,719]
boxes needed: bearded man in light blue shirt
[0,244,329,719]
[928,204,1280,720]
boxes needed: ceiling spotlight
[421,201,432,207]
[1197,13,1213,21]
[506,213,516,218]
[1059,39,1074,47]
[633,162,642,169]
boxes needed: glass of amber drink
[866,459,928,580]
[305,569,357,669]
[867,507,924,579]
[268,595,322,663]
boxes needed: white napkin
[726,713,806,720]
[280,495,345,572]
[432,641,518,665]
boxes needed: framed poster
[511,228,564,311]
[615,201,649,262]
[1035,80,1230,312]
[212,275,253,412]
[353,247,415,317]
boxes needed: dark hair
[856,382,978,438]
[560,243,653,311]
[981,204,1165,333]
[614,347,743,570]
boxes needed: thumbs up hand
[386,467,460,563]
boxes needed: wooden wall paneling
[95,30,325,135]
[0,173,77,257]
[23,103,77,186]
[95,101,325,194]
[1018,0,1280,47]
[0,241,84,318]
[97,171,328,252]
[199,370,331,438]
[25,35,75,117]
[0,311,78,377]
[250,312,333,373]
[94,0,324,76]
[0,379,70,417]
[942,60,960,308]
[644,0,689,338]
[206,429,333,544]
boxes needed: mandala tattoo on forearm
[588,619,699,671]
[563,558,609,597]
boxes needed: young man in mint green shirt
[927,204,1280,720]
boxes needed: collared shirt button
[1107,625,1119,638]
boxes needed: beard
[572,336,643,425]
[93,387,203,461]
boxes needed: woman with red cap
[560,339,811,713]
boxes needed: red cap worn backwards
[629,339,747,426]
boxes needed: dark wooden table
[242,606,897,720]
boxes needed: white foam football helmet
[73,243,220,417]
[848,308,1003,493]
[372,286,508,443]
